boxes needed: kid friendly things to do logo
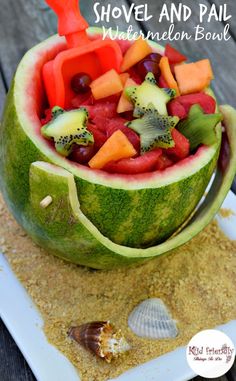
[186,329,235,378]
[93,2,232,42]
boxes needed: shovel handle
[46,0,89,46]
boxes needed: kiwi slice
[41,108,94,157]
[127,105,179,154]
[51,106,65,119]
[178,104,223,151]
[126,73,175,117]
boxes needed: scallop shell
[128,298,178,339]
[69,321,130,362]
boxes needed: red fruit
[89,116,140,152]
[85,101,118,120]
[87,124,107,149]
[106,118,140,153]
[127,68,142,85]
[158,75,169,88]
[168,101,186,120]
[178,93,216,114]
[41,108,52,125]
[168,93,216,119]
[102,94,121,103]
[71,73,92,94]
[136,59,160,81]
[104,149,162,174]
[89,34,131,55]
[167,129,190,160]
[71,92,94,108]
[116,39,132,55]
[155,154,174,170]
[144,53,162,63]
[69,145,95,164]
[92,116,109,133]
[165,44,187,64]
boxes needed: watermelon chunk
[155,154,174,170]
[167,129,190,159]
[85,101,118,120]
[92,116,109,133]
[165,44,187,64]
[168,101,186,120]
[90,116,140,153]
[127,67,142,85]
[168,93,216,119]
[41,108,53,125]
[158,75,169,88]
[116,39,132,55]
[104,149,162,174]
[71,92,94,108]
[87,124,107,149]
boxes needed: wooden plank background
[0,0,235,380]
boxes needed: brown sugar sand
[0,192,236,381]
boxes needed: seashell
[69,321,130,362]
[128,298,178,339]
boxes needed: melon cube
[174,59,214,95]
[117,78,137,114]
[121,37,152,72]
[89,130,136,169]
[90,69,123,100]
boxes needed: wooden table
[0,1,235,380]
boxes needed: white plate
[0,191,236,381]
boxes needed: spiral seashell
[69,321,130,362]
[128,298,178,339]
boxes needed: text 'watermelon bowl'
[1,27,236,269]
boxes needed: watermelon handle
[45,0,89,48]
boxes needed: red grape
[69,145,95,164]
[136,60,160,81]
[71,73,92,94]
[144,53,162,63]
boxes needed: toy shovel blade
[43,0,123,109]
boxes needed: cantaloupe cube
[159,56,180,96]
[88,130,136,169]
[119,73,130,86]
[117,78,137,114]
[174,59,214,95]
[120,37,152,72]
[90,69,123,100]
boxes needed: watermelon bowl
[1,27,236,270]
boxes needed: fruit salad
[41,38,222,175]
[2,22,236,268]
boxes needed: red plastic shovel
[43,0,123,109]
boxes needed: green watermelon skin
[28,162,151,269]
[75,161,217,248]
[0,29,228,269]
